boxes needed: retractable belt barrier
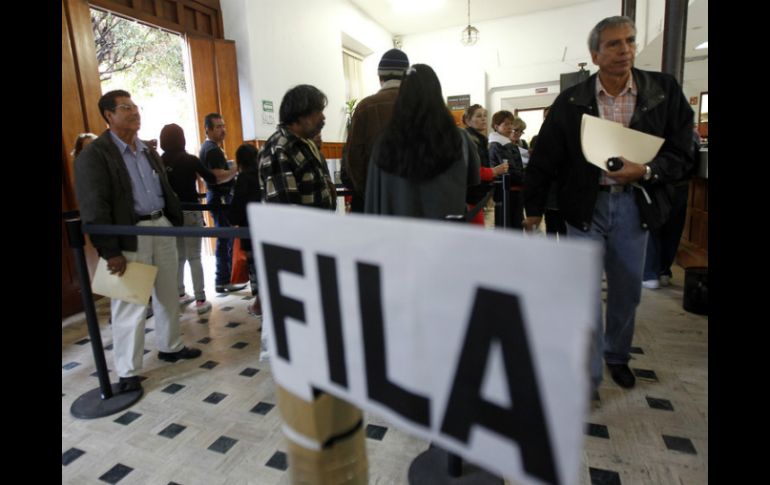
[64,180,520,482]
[82,223,250,239]
[63,178,511,417]
[63,207,250,420]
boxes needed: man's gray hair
[588,16,636,52]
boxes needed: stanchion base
[408,447,504,485]
[70,384,143,419]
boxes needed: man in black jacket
[199,113,245,294]
[75,90,202,393]
[522,16,693,393]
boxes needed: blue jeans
[207,191,234,286]
[246,251,259,296]
[643,183,690,280]
[567,190,648,388]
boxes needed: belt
[598,184,631,193]
[137,209,164,221]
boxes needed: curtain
[342,50,364,102]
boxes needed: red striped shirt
[596,75,637,185]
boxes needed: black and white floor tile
[62,261,707,484]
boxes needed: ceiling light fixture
[461,0,479,46]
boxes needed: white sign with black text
[248,205,600,485]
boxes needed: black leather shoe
[118,376,142,393]
[215,283,247,293]
[158,346,202,362]
[607,364,636,388]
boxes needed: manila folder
[91,259,158,306]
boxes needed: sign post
[447,94,471,111]
[248,205,600,485]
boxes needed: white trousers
[176,211,206,301]
[110,216,183,377]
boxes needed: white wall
[632,0,708,120]
[338,4,394,98]
[220,0,393,142]
[644,0,667,50]
[401,0,618,117]
[221,0,705,139]
[220,0,255,140]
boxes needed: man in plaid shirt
[258,84,336,210]
[258,85,368,478]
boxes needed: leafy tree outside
[91,8,198,152]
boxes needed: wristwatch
[643,165,652,181]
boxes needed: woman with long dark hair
[229,143,262,318]
[365,64,479,219]
[161,123,235,314]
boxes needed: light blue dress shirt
[109,131,164,216]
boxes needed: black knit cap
[378,49,409,77]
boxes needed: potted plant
[345,98,358,132]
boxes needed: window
[342,49,365,103]
[698,92,708,141]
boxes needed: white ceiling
[349,0,596,36]
[636,0,708,66]
[350,0,707,92]
[635,0,708,95]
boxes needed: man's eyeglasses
[513,129,525,134]
[114,103,140,112]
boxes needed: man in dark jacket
[199,113,244,294]
[343,48,409,212]
[75,90,202,394]
[522,17,693,393]
[259,84,336,210]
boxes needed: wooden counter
[676,174,708,268]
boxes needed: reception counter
[676,148,708,268]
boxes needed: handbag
[230,238,250,284]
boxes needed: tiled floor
[62,259,707,484]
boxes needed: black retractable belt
[465,188,494,221]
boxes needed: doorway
[91,8,199,152]
[90,8,212,255]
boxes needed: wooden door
[62,1,244,314]
[187,36,244,159]
[214,39,244,160]
[188,35,244,251]
[62,0,104,317]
